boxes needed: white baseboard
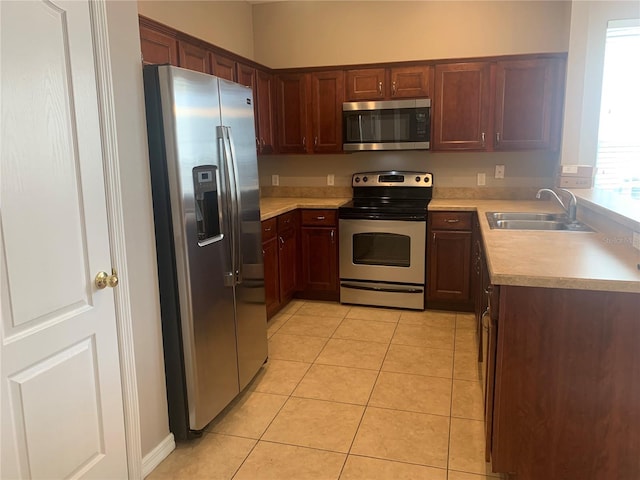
[142,433,175,478]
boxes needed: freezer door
[157,66,240,430]
[218,78,268,389]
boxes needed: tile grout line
[335,314,401,479]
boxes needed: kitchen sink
[486,212,593,231]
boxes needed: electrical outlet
[633,232,640,251]
[271,174,279,186]
[477,173,486,186]
[495,164,505,179]
[327,174,335,186]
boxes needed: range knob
[363,176,368,182]
[415,176,421,182]
[355,176,361,183]
[424,177,429,183]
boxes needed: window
[594,19,640,199]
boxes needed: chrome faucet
[536,188,577,222]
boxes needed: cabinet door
[276,73,310,154]
[345,68,386,101]
[262,236,280,318]
[256,70,276,154]
[301,227,338,293]
[390,66,431,98]
[427,230,472,303]
[236,63,256,89]
[178,39,210,73]
[278,226,299,300]
[494,58,563,151]
[432,62,491,151]
[311,71,344,153]
[211,53,236,81]
[139,22,178,65]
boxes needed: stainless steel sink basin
[486,212,593,232]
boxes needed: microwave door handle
[358,114,363,142]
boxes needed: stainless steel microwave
[342,98,431,151]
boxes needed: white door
[1,1,128,478]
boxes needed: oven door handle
[340,282,424,294]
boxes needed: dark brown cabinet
[211,53,236,81]
[433,57,565,152]
[261,218,280,318]
[299,210,339,300]
[494,58,564,151]
[277,212,299,301]
[275,71,344,154]
[427,211,474,310]
[256,70,276,154]
[345,66,432,101]
[261,211,299,319]
[432,62,491,151]
[275,73,309,154]
[236,63,256,90]
[139,20,178,66]
[310,71,344,153]
[178,39,210,73]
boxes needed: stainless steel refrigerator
[143,65,267,440]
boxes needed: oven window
[352,232,410,267]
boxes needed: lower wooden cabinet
[427,211,474,310]
[261,211,299,319]
[299,209,339,301]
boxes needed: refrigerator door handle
[221,125,243,285]
[218,126,237,286]
[226,126,243,285]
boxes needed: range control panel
[352,171,433,187]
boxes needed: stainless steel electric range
[338,170,433,310]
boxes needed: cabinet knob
[314,136,318,147]
[392,81,397,96]
[496,132,501,145]
[378,81,383,96]
[481,132,485,147]
[316,215,325,220]
[445,219,460,223]
[302,136,306,147]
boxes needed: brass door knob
[95,269,119,289]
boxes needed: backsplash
[257,150,559,190]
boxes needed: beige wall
[252,1,571,68]
[137,0,254,59]
[258,151,558,191]
[560,1,640,167]
[107,1,170,459]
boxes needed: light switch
[271,174,279,186]
[477,173,486,186]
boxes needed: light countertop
[259,196,640,293]
[260,197,351,221]
[430,199,640,293]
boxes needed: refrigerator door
[218,79,268,389]
[156,67,240,430]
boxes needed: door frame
[90,2,142,477]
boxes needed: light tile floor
[148,300,501,480]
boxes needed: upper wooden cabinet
[139,21,178,65]
[432,56,565,152]
[178,39,210,73]
[345,66,431,101]
[275,73,310,154]
[310,71,344,153]
[236,63,256,90]
[494,58,564,151]
[256,70,276,154]
[275,71,344,154]
[211,53,236,82]
[432,62,491,151]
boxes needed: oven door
[339,218,426,284]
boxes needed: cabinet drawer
[300,209,336,226]
[430,211,473,230]
[277,210,298,230]
[261,218,277,242]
